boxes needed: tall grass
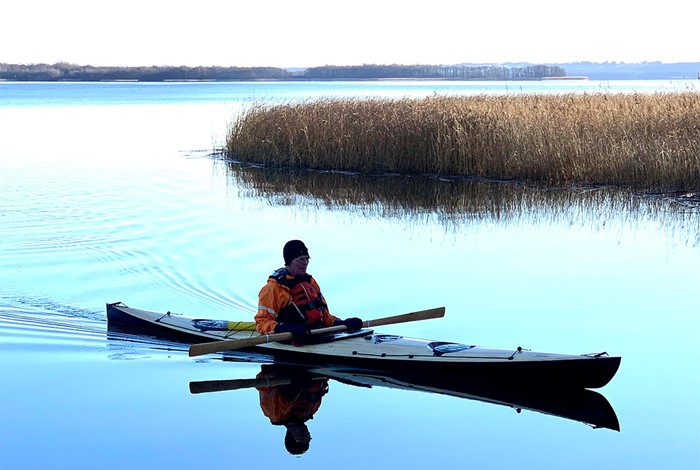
[226,92,700,190]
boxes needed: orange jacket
[256,272,338,334]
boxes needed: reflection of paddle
[189,377,293,394]
[188,306,445,357]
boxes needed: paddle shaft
[188,306,445,357]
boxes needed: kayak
[106,302,621,389]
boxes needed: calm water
[1,81,699,470]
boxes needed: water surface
[1,81,699,470]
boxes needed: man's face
[288,255,310,276]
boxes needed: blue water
[2,79,697,107]
[1,81,699,470]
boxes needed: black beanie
[284,427,311,455]
[283,240,309,265]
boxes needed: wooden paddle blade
[189,377,293,394]
[187,306,446,357]
[189,332,292,357]
[188,325,348,357]
[363,306,445,327]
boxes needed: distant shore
[3,61,698,82]
[0,63,564,82]
[541,76,589,80]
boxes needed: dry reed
[226,92,700,190]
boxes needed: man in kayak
[255,240,363,343]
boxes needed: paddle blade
[188,325,348,357]
[189,377,293,394]
[189,332,292,357]
[363,306,445,327]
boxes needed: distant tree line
[302,64,566,80]
[0,63,293,81]
[0,62,566,81]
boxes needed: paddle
[189,377,293,394]
[188,306,445,357]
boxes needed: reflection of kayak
[190,363,620,431]
[106,302,621,389]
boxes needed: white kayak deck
[112,304,599,364]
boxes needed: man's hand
[335,317,363,332]
[274,322,311,343]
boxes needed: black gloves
[274,322,311,343]
[335,317,363,332]
[276,318,363,344]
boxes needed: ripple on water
[0,159,256,316]
[0,304,191,361]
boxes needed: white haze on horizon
[3,0,698,67]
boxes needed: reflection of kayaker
[256,364,329,455]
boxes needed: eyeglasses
[293,256,311,263]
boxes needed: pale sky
[3,0,698,67]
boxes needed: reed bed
[226,92,700,190]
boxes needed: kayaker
[255,239,363,343]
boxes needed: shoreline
[2,76,697,84]
[541,76,589,80]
